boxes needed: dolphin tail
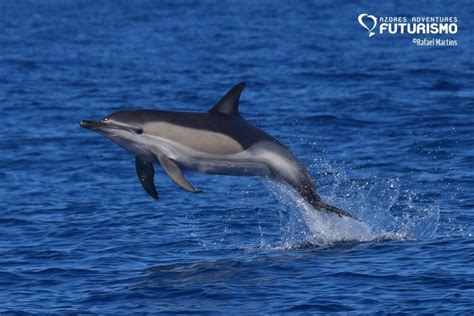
[311,201,352,218]
[293,180,352,218]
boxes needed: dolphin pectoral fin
[155,154,199,193]
[135,156,159,200]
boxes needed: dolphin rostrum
[80,82,351,217]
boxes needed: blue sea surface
[1,0,473,314]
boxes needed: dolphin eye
[136,128,143,135]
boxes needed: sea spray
[261,158,440,248]
[263,181,374,247]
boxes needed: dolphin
[80,82,351,217]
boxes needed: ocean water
[1,0,473,314]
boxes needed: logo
[358,13,377,37]
[356,13,459,46]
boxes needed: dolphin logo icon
[358,13,377,37]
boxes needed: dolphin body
[80,83,351,217]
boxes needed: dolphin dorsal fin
[209,82,246,116]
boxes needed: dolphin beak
[80,120,106,130]
[80,120,142,134]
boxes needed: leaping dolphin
[80,82,351,217]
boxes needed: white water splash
[262,159,440,248]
